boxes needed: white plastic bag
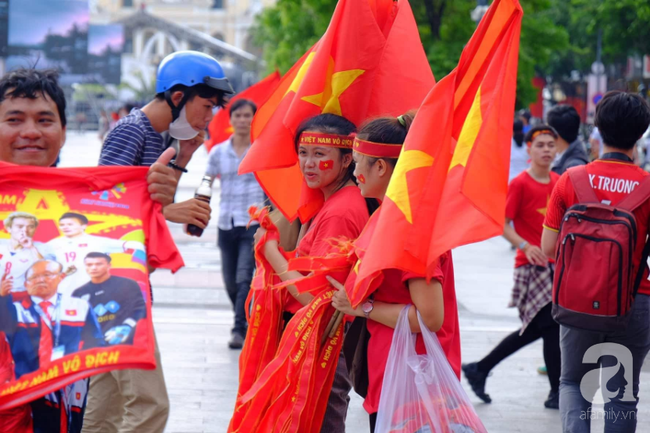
[375,306,487,433]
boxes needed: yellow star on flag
[537,195,550,216]
[385,150,434,224]
[286,52,317,95]
[302,68,365,116]
[449,87,483,170]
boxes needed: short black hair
[229,99,257,117]
[85,252,111,263]
[546,105,580,144]
[155,83,227,108]
[595,91,650,150]
[59,212,88,225]
[524,124,559,144]
[0,68,67,127]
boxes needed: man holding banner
[0,67,182,433]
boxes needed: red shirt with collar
[544,158,650,295]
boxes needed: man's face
[59,218,85,238]
[230,105,254,137]
[7,217,36,243]
[184,95,219,131]
[527,134,557,168]
[0,93,66,167]
[25,261,63,300]
[84,257,110,280]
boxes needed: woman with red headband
[253,113,374,432]
[462,124,561,409]
[328,113,461,432]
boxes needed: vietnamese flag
[204,71,281,151]
[353,0,523,304]
[239,0,435,223]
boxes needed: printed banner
[0,164,183,412]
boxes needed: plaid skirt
[508,263,555,334]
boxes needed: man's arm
[541,228,559,258]
[99,124,146,166]
[503,219,547,266]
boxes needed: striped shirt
[99,109,165,166]
[206,139,265,230]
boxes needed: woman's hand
[328,276,362,317]
[253,226,267,246]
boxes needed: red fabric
[354,216,461,413]
[0,161,182,411]
[356,0,523,291]
[0,404,32,433]
[239,0,434,223]
[229,208,286,433]
[205,71,281,151]
[37,302,53,367]
[505,171,559,267]
[544,159,650,295]
[284,186,369,314]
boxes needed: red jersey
[284,186,369,314]
[363,251,461,414]
[544,159,650,295]
[506,171,560,267]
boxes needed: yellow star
[449,87,483,170]
[286,52,317,95]
[302,68,365,116]
[385,150,434,223]
[537,195,550,216]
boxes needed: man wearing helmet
[99,50,234,231]
[89,51,234,433]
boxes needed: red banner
[0,163,183,411]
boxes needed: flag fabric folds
[204,71,281,151]
[354,0,524,304]
[239,0,435,223]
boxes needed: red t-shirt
[506,171,560,267]
[544,159,650,295]
[284,186,369,314]
[364,251,461,414]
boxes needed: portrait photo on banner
[0,178,156,410]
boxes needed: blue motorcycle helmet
[156,50,234,121]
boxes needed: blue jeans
[218,225,256,336]
[559,294,650,432]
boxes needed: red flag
[204,71,281,151]
[239,0,434,223]
[354,0,523,304]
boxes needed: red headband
[527,129,555,146]
[298,132,354,149]
[353,137,402,159]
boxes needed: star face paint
[319,160,334,171]
[357,174,366,184]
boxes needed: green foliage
[250,0,647,109]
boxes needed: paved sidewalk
[61,132,650,433]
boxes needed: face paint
[357,174,366,184]
[319,160,334,170]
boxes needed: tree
[251,0,570,107]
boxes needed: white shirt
[0,240,55,292]
[206,138,266,230]
[47,234,144,296]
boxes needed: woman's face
[298,138,350,190]
[353,152,389,199]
